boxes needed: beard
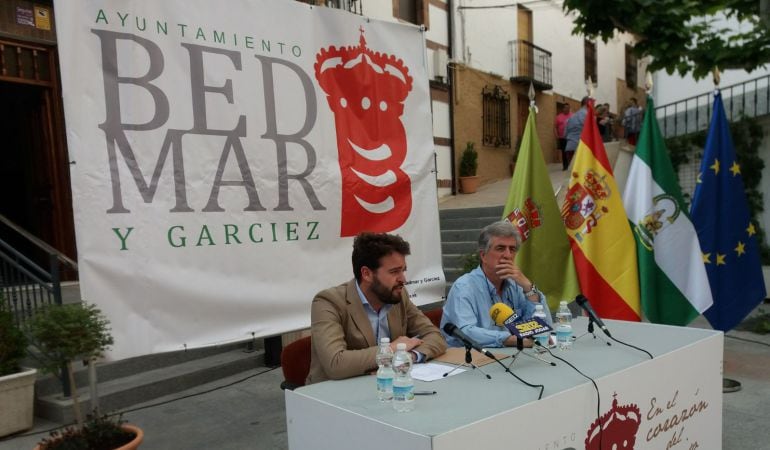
[371,276,404,305]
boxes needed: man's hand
[494,258,531,289]
[390,335,423,352]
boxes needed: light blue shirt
[440,266,552,348]
[355,282,392,343]
[355,282,425,362]
[564,107,588,152]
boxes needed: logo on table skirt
[585,393,641,450]
[315,27,414,237]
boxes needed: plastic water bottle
[376,337,394,402]
[392,343,415,412]
[555,300,573,350]
[532,304,550,349]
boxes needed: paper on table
[411,362,465,382]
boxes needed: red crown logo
[585,393,641,450]
[315,28,414,236]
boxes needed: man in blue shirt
[441,221,552,348]
[563,96,589,170]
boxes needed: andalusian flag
[560,100,640,320]
[623,95,713,326]
[504,106,580,311]
[691,92,766,332]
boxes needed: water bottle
[392,343,415,412]
[532,304,550,349]
[376,337,394,402]
[555,300,573,350]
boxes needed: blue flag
[690,92,767,332]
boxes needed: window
[394,0,429,28]
[625,44,638,88]
[584,40,597,84]
[482,85,511,148]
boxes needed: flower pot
[33,424,144,450]
[459,176,480,194]
[0,368,37,437]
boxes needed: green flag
[622,95,713,325]
[503,106,580,311]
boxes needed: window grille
[584,40,597,83]
[482,85,511,148]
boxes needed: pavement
[2,168,770,449]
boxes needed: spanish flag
[560,100,640,320]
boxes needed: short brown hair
[352,233,411,282]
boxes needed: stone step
[35,347,264,423]
[439,206,504,220]
[439,216,502,231]
[440,241,478,255]
[34,339,259,397]
[440,229,481,242]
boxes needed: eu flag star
[747,223,756,236]
[730,162,741,176]
[716,253,726,265]
[703,252,711,264]
[735,241,746,256]
[710,159,720,174]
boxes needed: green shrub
[0,298,27,376]
[459,142,478,177]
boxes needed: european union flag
[690,92,767,332]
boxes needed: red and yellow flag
[560,101,640,320]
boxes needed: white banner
[54,0,444,360]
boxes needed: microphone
[489,303,552,346]
[575,295,611,337]
[442,323,496,359]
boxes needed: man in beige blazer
[307,232,447,384]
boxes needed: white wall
[454,0,640,109]
[362,1,453,198]
[454,0,517,77]
[653,67,770,106]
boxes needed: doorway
[0,40,75,271]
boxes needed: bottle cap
[535,304,543,311]
[380,337,390,343]
[396,343,407,350]
[559,300,568,306]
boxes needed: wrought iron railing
[0,214,77,325]
[324,0,363,15]
[510,40,553,90]
[655,74,770,138]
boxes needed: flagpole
[709,66,742,394]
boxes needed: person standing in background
[563,97,589,171]
[554,103,572,170]
[622,97,642,145]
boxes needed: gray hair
[478,220,522,253]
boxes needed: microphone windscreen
[489,302,515,326]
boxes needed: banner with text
[55,0,444,360]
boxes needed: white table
[286,318,723,450]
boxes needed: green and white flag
[504,106,580,311]
[623,96,713,325]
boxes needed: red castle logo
[585,393,641,450]
[315,28,414,236]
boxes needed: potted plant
[28,302,143,449]
[0,295,37,437]
[458,142,480,194]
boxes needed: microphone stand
[442,343,492,379]
[508,338,556,368]
[574,316,612,346]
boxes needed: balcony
[509,40,552,91]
